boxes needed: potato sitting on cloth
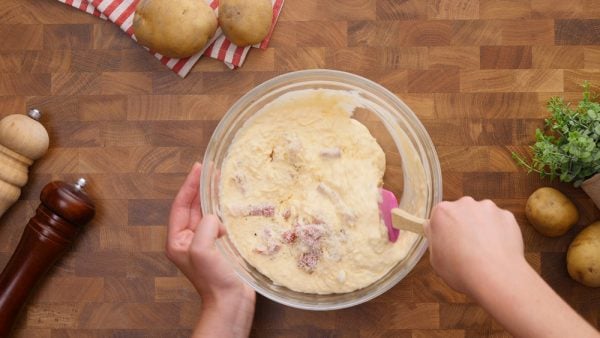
[133,0,218,58]
[219,0,272,47]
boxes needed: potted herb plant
[513,82,600,209]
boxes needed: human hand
[423,197,525,295]
[166,162,255,306]
[424,198,599,338]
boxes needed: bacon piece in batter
[297,223,325,247]
[319,147,341,158]
[227,204,275,218]
[247,205,275,217]
[281,229,297,244]
[294,222,330,273]
[298,250,321,273]
[254,228,280,256]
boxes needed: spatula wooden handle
[391,208,427,235]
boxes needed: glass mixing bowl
[200,69,442,310]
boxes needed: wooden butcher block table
[0,0,599,337]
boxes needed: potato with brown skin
[133,0,218,58]
[219,0,272,47]
[567,221,600,287]
[525,187,579,237]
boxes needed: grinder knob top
[40,178,95,227]
[0,109,49,160]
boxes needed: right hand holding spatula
[424,197,598,338]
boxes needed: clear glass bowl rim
[201,69,442,311]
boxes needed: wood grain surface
[1,0,599,337]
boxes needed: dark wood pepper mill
[0,178,95,336]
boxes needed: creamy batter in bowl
[201,70,442,310]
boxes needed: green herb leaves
[513,82,600,187]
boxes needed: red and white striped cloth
[58,0,284,77]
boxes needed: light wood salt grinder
[0,109,49,218]
[0,178,95,336]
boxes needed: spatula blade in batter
[380,189,427,240]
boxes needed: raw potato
[219,0,272,47]
[567,221,600,287]
[133,0,218,58]
[525,187,579,237]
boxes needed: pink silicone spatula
[381,189,427,242]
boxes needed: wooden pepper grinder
[0,178,95,336]
[0,109,50,218]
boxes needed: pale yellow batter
[219,89,418,294]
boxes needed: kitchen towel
[58,0,284,77]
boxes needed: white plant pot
[582,173,600,210]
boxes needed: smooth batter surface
[220,89,418,294]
